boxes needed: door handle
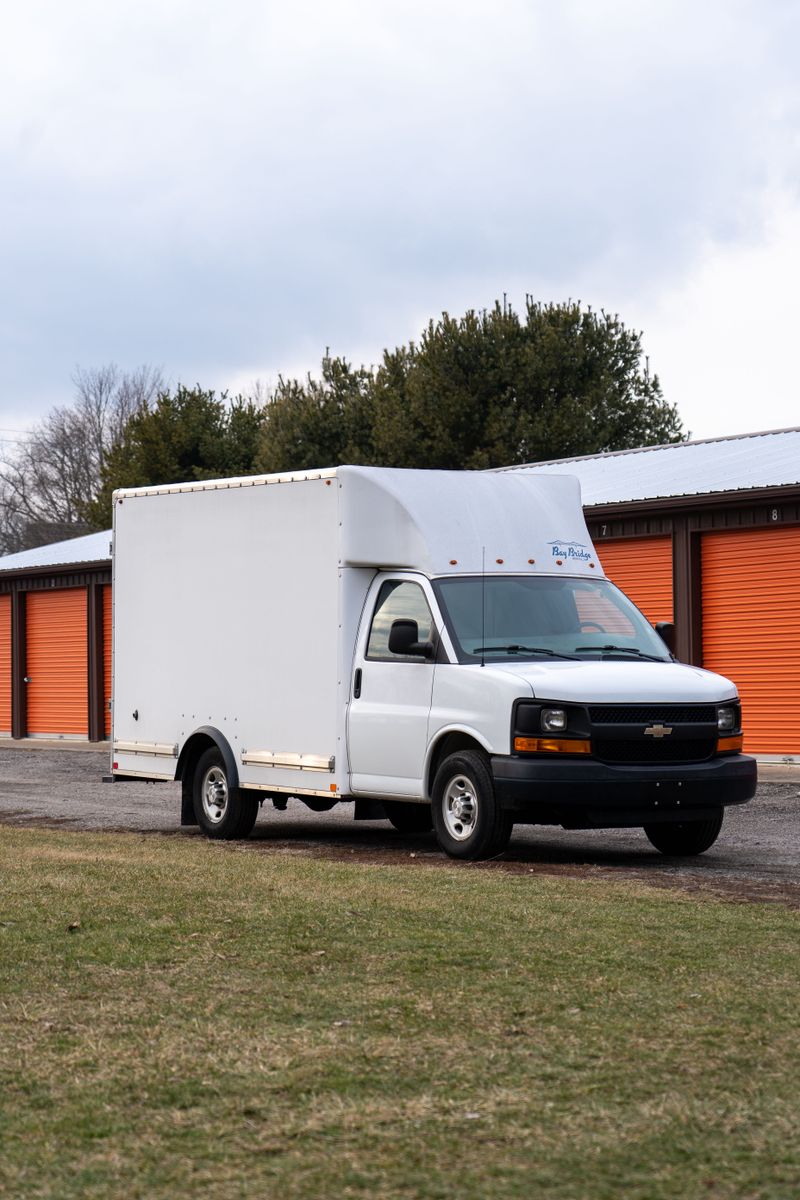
[353,668,362,699]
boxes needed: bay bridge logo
[548,540,592,562]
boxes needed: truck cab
[347,564,755,858]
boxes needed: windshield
[433,575,671,663]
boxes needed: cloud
[630,191,800,438]
[1,0,799,435]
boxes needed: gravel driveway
[1,746,798,905]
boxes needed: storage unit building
[2,427,799,756]
[0,531,112,741]
[506,428,800,760]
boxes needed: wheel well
[426,732,487,798]
[177,730,233,826]
[177,732,216,779]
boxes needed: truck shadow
[244,816,725,872]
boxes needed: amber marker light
[330,783,337,792]
[528,558,535,564]
[449,559,458,565]
[717,736,743,753]
[514,737,591,754]
[496,558,504,564]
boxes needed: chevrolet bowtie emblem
[644,724,673,738]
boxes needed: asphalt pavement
[0,743,797,904]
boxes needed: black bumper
[491,753,757,829]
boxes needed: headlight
[541,707,567,732]
[717,706,737,732]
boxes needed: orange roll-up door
[596,537,673,624]
[702,528,800,755]
[26,589,88,736]
[0,595,10,733]
[103,584,112,736]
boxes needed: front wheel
[643,809,724,856]
[431,750,512,860]
[192,747,259,840]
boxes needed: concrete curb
[0,739,110,753]
[755,762,800,783]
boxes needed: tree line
[0,299,683,551]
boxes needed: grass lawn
[1,827,798,1200]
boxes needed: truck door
[347,577,437,797]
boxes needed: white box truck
[111,466,756,859]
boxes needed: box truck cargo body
[111,466,756,859]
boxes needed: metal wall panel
[702,528,800,754]
[0,594,10,732]
[26,589,88,736]
[103,584,112,736]
[596,537,674,624]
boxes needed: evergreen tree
[258,300,682,473]
[256,354,375,475]
[84,386,263,528]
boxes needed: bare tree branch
[0,363,164,553]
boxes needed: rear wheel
[431,750,512,860]
[643,809,724,856]
[192,747,259,840]
[383,800,433,833]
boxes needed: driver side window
[366,581,434,660]
[575,587,636,637]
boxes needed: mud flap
[181,774,198,825]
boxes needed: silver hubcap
[442,773,478,841]
[201,766,229,824]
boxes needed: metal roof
[500,427,800,506]
[2,426,798,572]
[0,530,112,572]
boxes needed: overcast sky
[2,0,799,454]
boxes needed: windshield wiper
[473,644,579,660]
[574,644,667,662]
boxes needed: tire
[431,750,513,860]
[192,747,259,840]
[383,800,434,834]
[643,809,724,856]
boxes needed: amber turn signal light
[717,735,743,753]
[514,737,591,755]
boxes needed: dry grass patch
[1,828,798,1199]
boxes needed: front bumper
[491,753,757,829]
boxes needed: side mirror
[388,618,434,659]
[655,621,676,655]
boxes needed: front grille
[593,738,716,764]
[588,705,717,725]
